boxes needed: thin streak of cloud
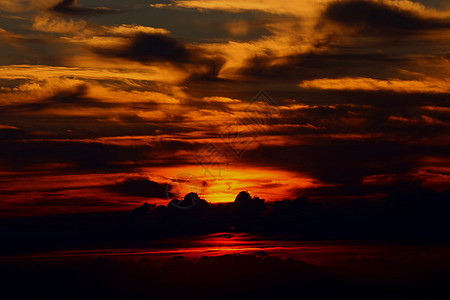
[299,77,450,93]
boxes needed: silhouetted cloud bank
[2,188,450,256]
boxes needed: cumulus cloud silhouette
[169,192,210,209]
[234,191,265,209]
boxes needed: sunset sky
[0,0,449,217]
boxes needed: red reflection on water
[2,232,449,271]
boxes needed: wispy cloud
[299,77,450,93]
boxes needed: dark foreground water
[2,233,450,299]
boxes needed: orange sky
[0,0,449,216]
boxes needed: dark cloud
[50,0,116,16]
[110,177,172,199]
[249,141,414,185]
[94,33,190,63]
[0,140,149,171]
[323,0,450,35]
[91,32,226,81]
[238,52,413,81]
[0,136,208,173]
[21,195,116,207]
[234,47,450,88]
